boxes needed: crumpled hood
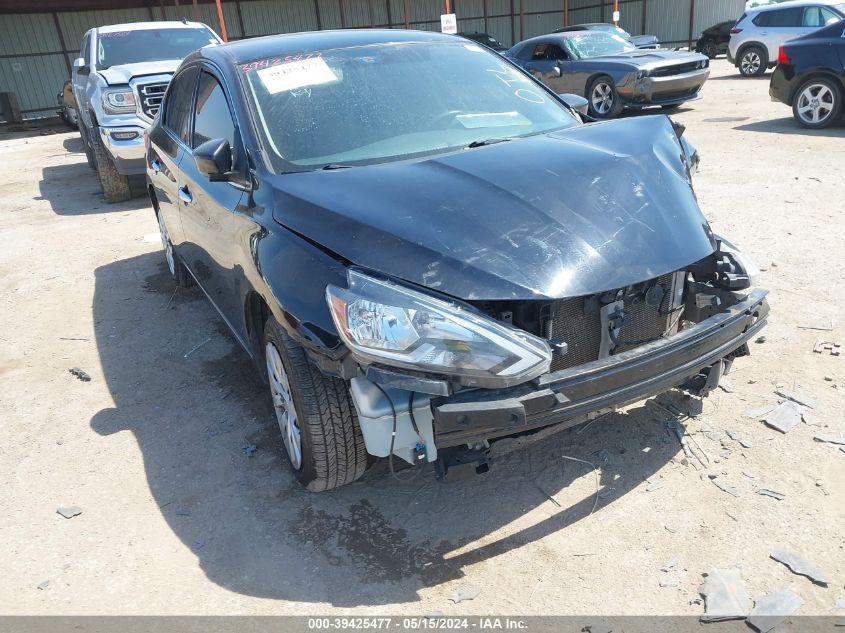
[271,115,716,301]
[98,60,180,85]
[630,34,660,48]
[590,50,704,67]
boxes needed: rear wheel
[739,46,766,77]
[700,40,718,59]
[263,317,368,491]
[792,78,842,129]
[91,131,131,203]
[587,76,624,119]
[156,209,193,287]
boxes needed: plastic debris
[699,568,752,622]
[56,506,82,519]
[68,367,91,382]
[449,584,481,603]
[757,489,786,501]
[770,549,830,586]
[747,589,804,633]
[774,388,816,409]
[763,401,803,434]
[814,433,845,446]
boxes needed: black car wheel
[91,131,131,203]
[700,40,718,59]
[739,46,767,77]
[263,317,368,492]
[155,208,193,288]
[792,78,842,129]
[587,76,624,119]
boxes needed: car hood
[98,60,180,85]
[586,49,704,67]
[270,115,716,301]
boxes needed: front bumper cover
[621,69,710,108]
[432,289,769,448]
[99,125,148,175]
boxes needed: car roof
[198,29,460,65]
[97,21,209,33]
[747,0,842,13]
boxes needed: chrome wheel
[740,51,761,76]
[157,212,175,276]
[591,82,615,115]
[796,83,836,125]
[265,342,302,470]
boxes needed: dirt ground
[1,59,843,618]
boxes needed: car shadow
[708,73,770,81]
[89,251,681,606]
[734,116,845,136]
[38,162,148,215]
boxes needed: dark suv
[146,30,768,491]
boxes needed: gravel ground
[1,59,843,618]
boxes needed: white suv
[728,0,845,76]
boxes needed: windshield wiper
[466,138,512,148]
[320,163,354,170]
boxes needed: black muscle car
[507,31,710,118]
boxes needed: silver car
[728,0,845,76]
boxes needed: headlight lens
[327,271,552,387]
[717,238,761,286]
[102,88,136,114]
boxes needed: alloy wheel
[740,51,761,76]
[796,83,836,125]
[157,212,175,276]
[265,342,302,470]
[591,82,614,115]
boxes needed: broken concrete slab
[744,404,776,419]
[763,401,803,434]
[770,549,830,586]
[747,589,804,633]
[699,568,752,622]
[814,433,845,446]
[56,506,82,519]
[774,388,816,409]
[757,489,786,501]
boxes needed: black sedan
[555,22,660,49]
[147,30,767,490]
[694,20,735,59]
[770,18,845,129]
[507,31,710,118]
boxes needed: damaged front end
[327,239,768,479]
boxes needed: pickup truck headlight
[326,271,552,387]
[102,88,137,114]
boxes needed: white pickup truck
[72,21,221,202]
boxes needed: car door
[177,67,247,337]
[71,32,91,123]
[148,65,199,252]
[757,8,804,60]
[523,41,571,93]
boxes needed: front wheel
[263,318,368,491]
[739,46,767,77]
[700,41,718,59]
[587,76,624,119]
[91,131,131,203]
[792,78,842,129]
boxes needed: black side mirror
[558,93,589,116]
[193,138,232,181]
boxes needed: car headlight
[326,270,552,388]
[717,238,761,287]
[102,88,137,114]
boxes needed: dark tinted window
[96,27,218,69]
[193,72,235,151]
[531,42,567,60]
[755,8,803,27]
[163,65,199,145]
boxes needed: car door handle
[151,158,163,174]
[178,186,192,205]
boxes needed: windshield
[240,42,580,172]
[97,28,218,68]
[565,32,637,59]
[589,24,632,39]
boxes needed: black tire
[154,205,193,288]
[700,40,718,59]
[586,76,624,119]
[78,123,95,170]
[791,77,843,129]
[91,131,131,203]
[738,45,767,77]
[263,317,368,491]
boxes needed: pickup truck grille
[650,61,707,77]
[138,81,169,119]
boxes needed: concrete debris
[699,568,752,622]
[770,549,830,586]
[774,388,816,409]
[646,479,665,492]
[449,584,481,603]
[744,404,776,419]
[814,433,845,446]
[68,367,91,382]
[712,478,740,497]
[726,430,753,448]
[37,580,50,590]
[660,576,680,588]
[802,411,820,426]
[747,589,804,633]
[813,340,841,355]
[719,379,735,393]
[56,506,82,519]
[763,401,803,434]
[757,489,786,501]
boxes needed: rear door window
[755,8,803,27]
[163,66,199,145]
